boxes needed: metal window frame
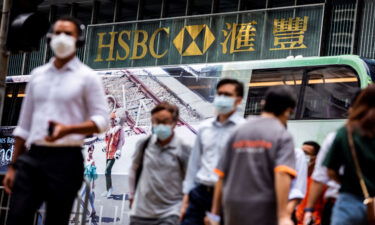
[87,2,324,27]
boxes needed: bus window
[245,66,359,120]
[1,83,26,126]
[245,68,304,118]
[299,66,359,119]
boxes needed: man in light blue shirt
[180,79,246,225]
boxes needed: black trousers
[180,184,214,225]
[7,145,84,225]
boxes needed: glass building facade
[2,0,375,75]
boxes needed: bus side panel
[288,120,344,147]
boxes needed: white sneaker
[106,188,113,198]
[101,191,108,197]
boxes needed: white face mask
[50,33,76,59]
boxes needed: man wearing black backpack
[128,102,191,225]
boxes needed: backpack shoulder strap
[134,135,152,192]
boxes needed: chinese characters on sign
[270,16,309,50]
[221,21,257,54]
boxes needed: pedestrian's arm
[305,180,325,209]
[2,137,27,194]
[84,73,109,132]
[204,178,223,225]
[84,74,109,133]
[12,79,34,146]
[287,199,300,216]
[275,171,293,222]
[211,177,223,215]
[45,120,102,142]
[327,169,340,184]
[302,180,325,224]
[4,79,35,193]
[208,135,234,218]
[182,133,203,195]
[274,133,296,225]
[11,137,27,164]
[323,129,344,184]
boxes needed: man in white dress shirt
[2,16,108,225]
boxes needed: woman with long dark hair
[324,84,375,225]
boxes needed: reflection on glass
[245,66,359,120]
[301,66,358,119]
[2,83,26,126]
[245,68,303,118]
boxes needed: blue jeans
[331,192,367,225]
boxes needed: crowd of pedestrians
[3,16,374,225]
[129,79,375,225]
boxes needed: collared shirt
[289,148,308,200]
[312,132,340,199]
[130,135,191,218]
[13,57,109,146]
[183,112,245,194]
[215,116,296,225]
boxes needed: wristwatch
[303,207,314,212]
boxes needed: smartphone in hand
[48,122,55,136]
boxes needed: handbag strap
[347,125,371,199]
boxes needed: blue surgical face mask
[213,95,236,115]
[152,124,173,141]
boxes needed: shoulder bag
[347,126,375,225]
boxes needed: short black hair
[54,15,84,36]
[151,102,179,122]
[303,141,321,155]
[216,78,244,97]
[263,86,296,116]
